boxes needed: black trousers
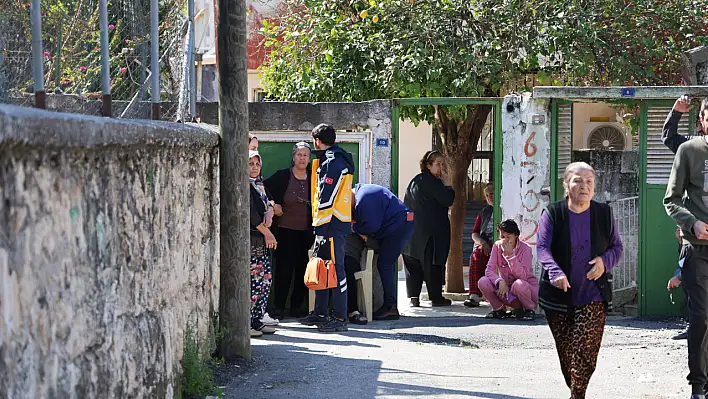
[681,243,708,394]
[403,240,444,301]
[272,228,312,312]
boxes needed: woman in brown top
[264,142,315,319]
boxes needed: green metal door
[639,100,694,316]
[259,141,360,183]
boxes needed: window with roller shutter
[645,106,694,185]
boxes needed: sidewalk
[222,277,691,398]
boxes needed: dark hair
[312,123,336,146]
[497,219,520,236]
[249,134,258,143]
[419,150,443,172]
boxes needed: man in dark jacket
[299,123,356,332]
[662,95,696,341]
[352,183,415,320]
[664,97,708,399]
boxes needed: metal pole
[99,0,111,117]
[30,0,45,109]
[150,0,160,120]
[188,0,197,121]
[217,0,251,361]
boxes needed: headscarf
[249,150,269,206]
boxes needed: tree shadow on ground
[224,342,534,399]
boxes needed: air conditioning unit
[582,122,631,150]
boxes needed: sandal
[486,309,513,319]
[348,311,368,325]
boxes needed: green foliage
[6,0,186,99]
[261,0,708,125]
[182,320,225,398]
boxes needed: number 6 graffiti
[524,131,537,157]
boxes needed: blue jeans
[314,235,348,320]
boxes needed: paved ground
[221,279,692,399]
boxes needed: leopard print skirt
[546,301,607,399]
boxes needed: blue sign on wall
[376,138,389,147]
[621,88,636,97]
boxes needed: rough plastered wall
[500,93,552,276]
[0,105,220,398]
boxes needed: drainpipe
[30,0,45,109]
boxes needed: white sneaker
[258,325,276,334]
[250,328,263,338]
[260,312,279,326]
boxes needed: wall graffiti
[500,93,551,276]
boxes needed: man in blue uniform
[352,183,415,320]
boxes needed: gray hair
[562,162,595,197]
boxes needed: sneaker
[409,297,420,307]
[299,312,328,326]
[672,327,689,340]
[250,328,263,338]
[260,312,280,326]
[689,394,705,399]
[373,304,400,321]
[269,308,285,320]
[431,298,452,307]
[464,295,481,308]
[486,309,512,319]
[317,318,348,332]
[252,319,276,335]
[515,308,536,321]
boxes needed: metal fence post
[99,0,112,117]
[150,0,160,120]
[30,0,45,109]
[188,0,197,121]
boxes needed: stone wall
[573,150,639,203]
[0,105,220,398]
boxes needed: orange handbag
[304,239,338,290]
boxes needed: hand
[497,280,509,299]
[501,239,514,256]
[587,256,606,280]
[359,234,368,242]
[273,204,283,217]
[693,220,708,240]
[264,230,277,249]
[440,169,451,186]
[552,276,571,292]
[673,95,693,113]
[668,276,682,290]
[481,242,491,256]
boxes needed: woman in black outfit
[264,142,315,319]
[249,151,278,337]
[402,150,455,307]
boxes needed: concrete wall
[500,93,552,276]
[0,105,220,398]
[398,119,432,198]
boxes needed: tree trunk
[436,105,493,293]
[217,0,251,361]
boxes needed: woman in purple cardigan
[536,162,623,399]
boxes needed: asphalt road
[221,297,691,399]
